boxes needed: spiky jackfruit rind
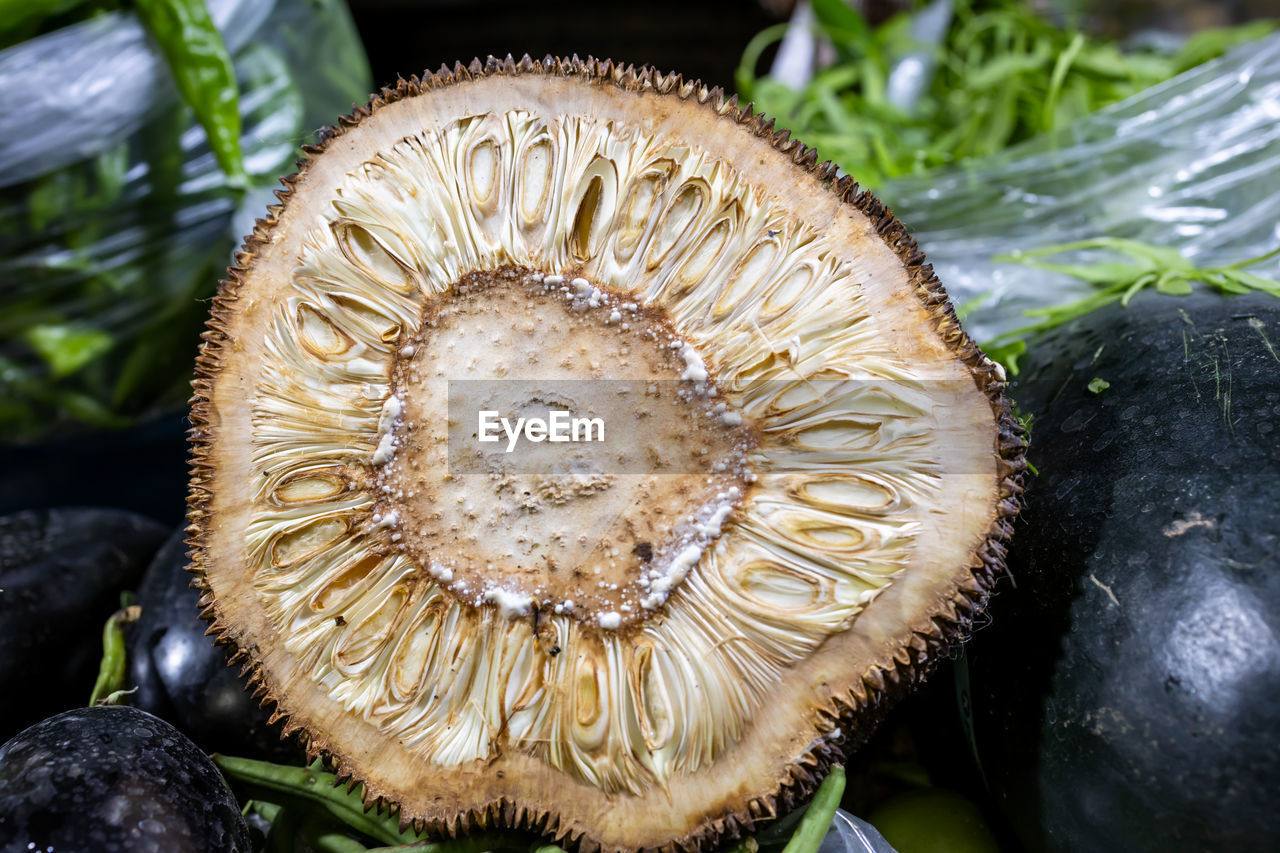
[187,55,1025,853]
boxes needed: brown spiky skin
[186,54,1025,853]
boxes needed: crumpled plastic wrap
[0,0,371,441]
[880,31,1280,344]
[820,810,900,852]
[0,0,271,187]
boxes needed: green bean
[133,0,248,189]
[298,818,374,853]
[267,806,302,853]
[363,837,531,853]
[217,755,536,852]
[781,766,846,853]
[215,755,420,846]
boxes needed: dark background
[344,0,779,94]
[344,0,1279,97]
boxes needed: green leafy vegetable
[1087,377,1110,394]
[984,239,1280,373]
[736,0,1277,193]
[133,0,248,189]
[24,323,113,378]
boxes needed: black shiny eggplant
[0,508,167,740]
[0,705,251,852]
[128,528,302,761]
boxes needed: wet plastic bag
[755,796,899,853]
[879,30,1280,345]
[0,0,371,442]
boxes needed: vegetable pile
[2,1,1280,852]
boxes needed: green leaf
[1118,244,1191,271]
[981,339,1026,376]
[810,0,871,50]
[24,324,113,378]
[1087,377,1111,394]
[955,292,993,323]
[735,23,792,100]
[1071,43,1147,80]
[55,390,131,429]
[1042,32,1085,132]
[297,819,369,853]
[1154,275,1193,296]
[964,43,1053,91]
[1023,282,1128,321]
[1220,269,1280,296]
[1173,20,1280,73]
[1119,272,1157,306]
[997,238,1189,270]
[995,258,1149,285]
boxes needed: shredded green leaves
[984,239,1280,374]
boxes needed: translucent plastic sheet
[0,0,372,441]
[879,31,1280,344]
[754,800,899,852]
[820,810,900,853]
[0,0,270,187]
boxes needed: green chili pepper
[133,0,248,189]
[88,605,139,705]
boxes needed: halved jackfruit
[189,56,1023,852]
